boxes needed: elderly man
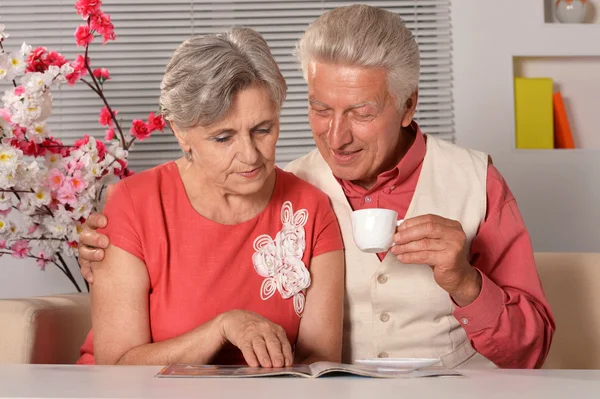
[78,5,554,369]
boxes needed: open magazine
[155,361,463,379]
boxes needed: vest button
[377,274,388,284]
[461,318,469,325]
[377,352,389,358]
[380,312,390,322]
[364,195,372,204]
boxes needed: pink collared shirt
[337,124,555,368]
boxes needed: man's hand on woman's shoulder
[78,184,115,283]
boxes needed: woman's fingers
[264,332,285,368]
[238,339,260,368]
[274,327,293,366]
[251,337,272,368]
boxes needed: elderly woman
[76,28,344,367]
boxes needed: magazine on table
[155,361,463,379]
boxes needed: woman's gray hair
[160,28,287,129]
[295,4,420,109]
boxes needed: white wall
[1,256,86,299]
[452,0,600,253]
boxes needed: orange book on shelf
[553,92,575,149]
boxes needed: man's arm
[451,164,555,368]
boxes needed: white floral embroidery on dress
[252,201,310,317]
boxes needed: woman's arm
[293,250,345,364]
[91,244,226,365]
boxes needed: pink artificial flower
[114,158,127,176]
[11,240,29,259]
[18,140,45,157]
[90,12,116,44]
[130,119,151,140]
[26,49,69,73]
[36,252,53,271]
[65,54,89,85]
[28,224,39,235]
[14,86,25,96]
[71,54,89,73]
[0,108,12,124]
[104,127,115,141]
[48,168,65,191]
[46,51,68,68]
[0,239,6,250]
[67,171,88,193]
[75,0,102,19]
[42,138,65,155]
[95,139,107,158]
[75,25,94,47]
[93,67,110,81]
[66,160,84,174]
[57,185,77,207]
[147,112,166,133]
[12,125,26,140]
[73,134,90,148]
[98,106,116,126]
[26,47,48,72]
[0,209,11,217]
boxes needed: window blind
[1,0,452,170]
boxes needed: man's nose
[328,114,352,149]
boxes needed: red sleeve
[98,179,144,261]
[311,196,344,258]
[452,163,555,368]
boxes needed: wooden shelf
[512,56,600,150]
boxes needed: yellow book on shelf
[514,77,554,149]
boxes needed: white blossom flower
[7,51,25,78]
[0,191,17,211]
[31,187,51,207]
[44,153,64,169]
[19,43,31,57]
[0,144,21,177]
[0,23,9,40]
[0,54,10,80]
[28,122,50,142]
[0,216,8,234]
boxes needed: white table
[0,365,599,399]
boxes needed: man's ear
[401,90,419,128]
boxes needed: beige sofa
[1,252,599,368]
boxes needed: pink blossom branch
[56,252,82,292]
[17,237,66,242]
[79,78,100,95]
[81,19,126,148]
[0,189,30,193]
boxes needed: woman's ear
[170,122,191,152]
[401,90,419,128]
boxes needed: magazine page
[156,364,313,378]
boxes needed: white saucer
[355,357,440,371]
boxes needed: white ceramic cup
[351,208,403,253]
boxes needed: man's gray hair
[160,28,287,129]
[295,4,420,109]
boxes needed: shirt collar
[336,121,426,197]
